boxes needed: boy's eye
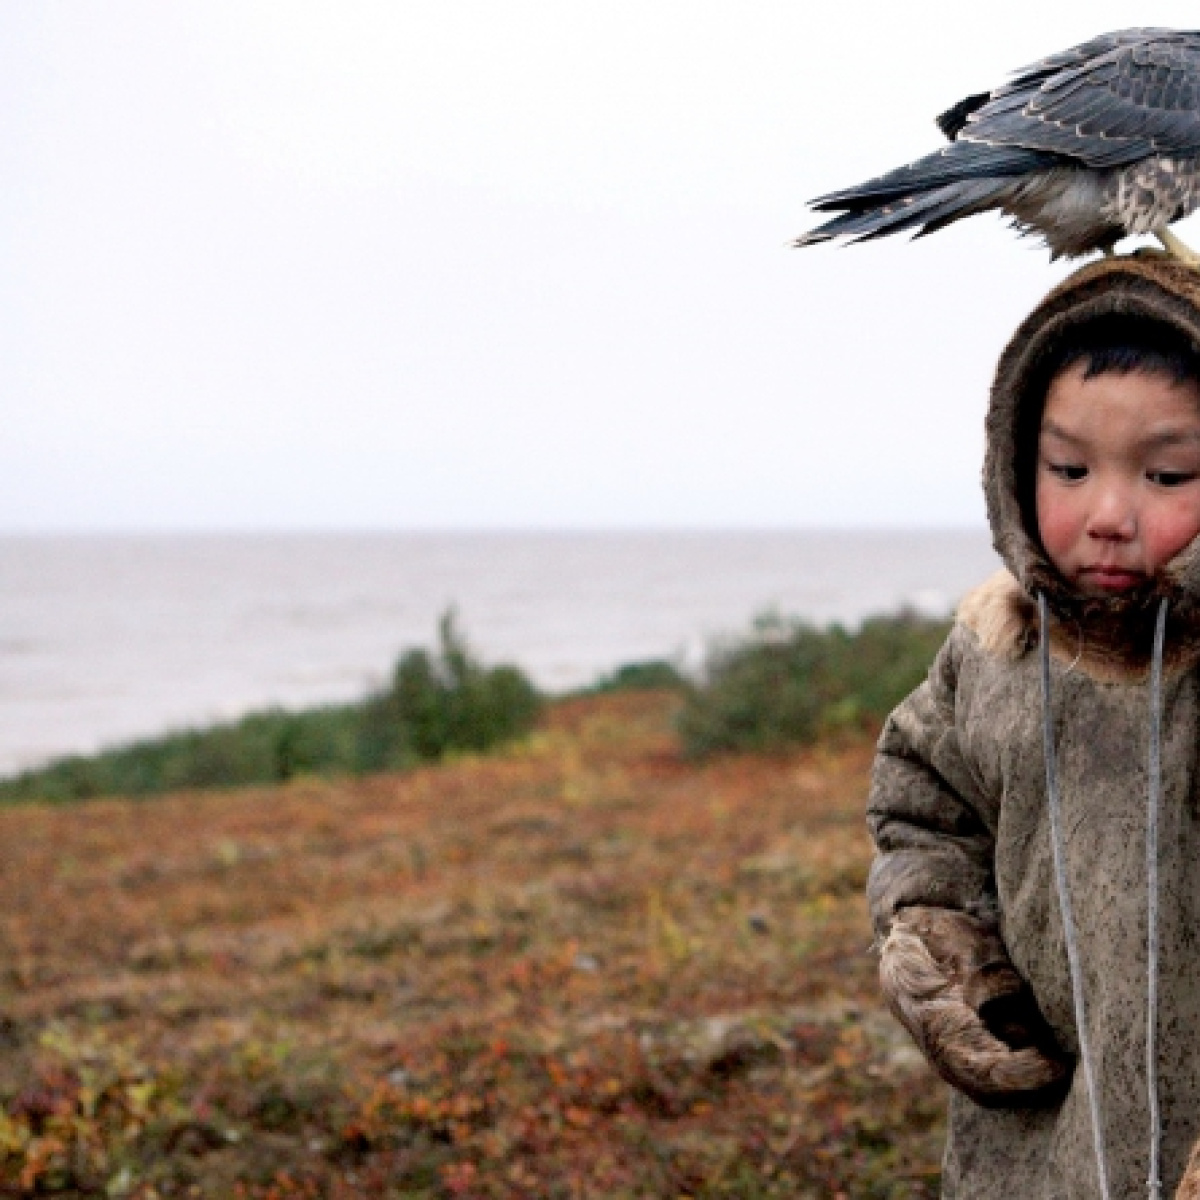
[1048,463,1088,482]
[1148,470,1198,487]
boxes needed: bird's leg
[1156,228,1200,267]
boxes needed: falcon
[795,28,1200,262]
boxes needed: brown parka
[868,257,1200,1199]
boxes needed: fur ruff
[957,568,1200,683]
[957,570,1036,661]
[1179,1145,1200,1200]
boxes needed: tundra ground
[0,692,943,1198]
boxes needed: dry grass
[0,692,943,1198]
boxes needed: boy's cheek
[1035,486,1080,566]
[1145,501,1200,568]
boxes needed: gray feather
[962,36,1200,167]
[796,178,1011,246]
[936,92,991,140]
[811,142,1055,211]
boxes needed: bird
[795,29,1200,263]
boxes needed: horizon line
[0,522,991,538]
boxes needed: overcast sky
[4,3,1200,531]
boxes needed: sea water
[0,530,998,773]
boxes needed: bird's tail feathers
[808,141,1053,213]
[795,177,1013,247]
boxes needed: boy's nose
[1086,490,1137,540]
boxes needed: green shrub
[584,658,686,695]
[0,612,540,803]
[676,610,950,757]
[354,613,541,771]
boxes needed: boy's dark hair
[1016,314,1200,546]
[1039,313,1200,389]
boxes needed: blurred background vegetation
[0,609,949,803]
[676,611,950,757]
[0,613,540,803]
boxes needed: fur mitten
[879,906,1071,1107]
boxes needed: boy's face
[1036,362,1200,594]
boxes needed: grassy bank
[0,615,540,804]
[1,612,947,805]
[0,690,943,1197]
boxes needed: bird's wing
[936,28,1172,140]
[960,31,1200,169]
[993,28,1178,98]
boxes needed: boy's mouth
[1077,566,1146,592]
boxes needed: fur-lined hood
[974,255,1200,679]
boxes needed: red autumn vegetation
[0,691,944,1197]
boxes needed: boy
[868,256,1200,1198]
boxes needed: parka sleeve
[867,624,998,938]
